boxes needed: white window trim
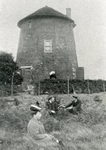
[44,40,52,53]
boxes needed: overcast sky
[0,0,106,79]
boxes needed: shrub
[39,79,106,94]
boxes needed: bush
[39,79,106,94]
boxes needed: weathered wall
[17,17,78,80]
[76,67,84,80]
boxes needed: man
[27,104,61,150]
[65,95,82,115]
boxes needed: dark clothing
[65,99,82,114]
[66,99,81,110]
[46,100,59,112]
[46,95,60,115]
[50,74,56,79]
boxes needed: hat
[73,95,78,98]
[49,71,55,75]
[30,104,41,112]
[48,95,53,99]
[48,95,56,101]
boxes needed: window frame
[44,40,52,53]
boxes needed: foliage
[13,72,23,85]
[0,85,23,96]
[39,79,106,94]
[0,52,23,85]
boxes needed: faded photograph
[0,0,106,150]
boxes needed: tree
[0,52,23,85]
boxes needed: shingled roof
[18,6,74,27]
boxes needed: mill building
[16,6,84,84]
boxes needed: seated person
[27,104,61,150]
[46,96,60,115]
[65,95,82,114]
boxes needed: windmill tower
[17,6,84,83]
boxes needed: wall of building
[17,17,78,81]
[76,67,84,80]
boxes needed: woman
[27,104,61,150]
[46,96,60,115]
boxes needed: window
[28,20,32,28]
[44,40,52,53]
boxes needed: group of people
[27,94,82,149]
[46,94,82,115]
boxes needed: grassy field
[0,92,106,150]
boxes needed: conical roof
[18,6,74,27]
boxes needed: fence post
[38,80,40,95]
[87,79,90,94]
[103,80,105,92]
[1,85,3,97]
[11,72,14,96]
[67,77,69,94]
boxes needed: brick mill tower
[17,6,84,83]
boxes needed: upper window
[44,40,52,53]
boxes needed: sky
[0,0,106,80]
